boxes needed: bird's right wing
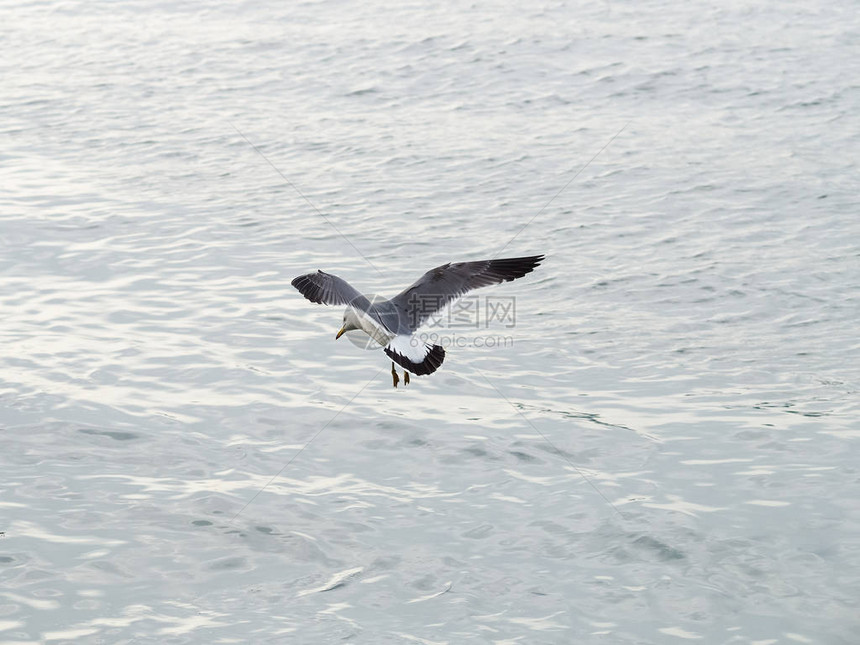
[291,270,364,306]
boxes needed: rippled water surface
[2,0,859,643]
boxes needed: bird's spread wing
[390,255,544,331]
[385,335,446,376]
[291,270,364,306]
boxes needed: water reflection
[1,0,858,642]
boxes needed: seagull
[291,255,544,387]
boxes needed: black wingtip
[290,273,326,304]
[290,270,324,285]
[489,254,545,282]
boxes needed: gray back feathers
[291,255,545,334]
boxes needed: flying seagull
[291,255,544,387]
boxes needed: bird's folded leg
[404,371,410,385]
[391,362,399,388]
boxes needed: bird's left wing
[389,255,544,331]
[291,270,364,306]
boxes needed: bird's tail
[385,341,445,376]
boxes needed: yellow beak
[336,326,346,340]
